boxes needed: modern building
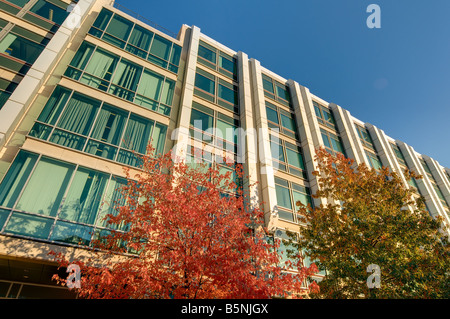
[0,0,449,299]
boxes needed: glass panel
[128,24,153,52]
[160,79,175,106]
[218,82,237,105]
[15,157,75,217]
[85,140,117,160]
[65,42,95,79]
[90,104,127,145]
[331,136,344,154]
[275,184,292,210]
[96,176,128,230]
[49,130,87,150]
[136,69,164,102]
[36,86,71,125]
[0,151,38,209]
[262,75,274,94]
[190,108,213,132]
[82,48,118,82]
[109,59,142,100]
[50,221,93,246]
[198,43,216,64]
[286,148,304,170]
[56,92,101,136]
[271,141,285,162]
[195,72,215,95]
[7,0,29,7]
[103,14,133,48]
[293,190,310,209]
[121,114,153,154]
[266,106,279,124]
[0,33,44,64]
[148,34,171,66]
[280,111,296,132]
[91,8,112,31]
[29,0,69,25]
[0,209,9,230]
[59,168,109,225]
[321,132,331,149]
[219,54,235,74]
[170,44,181,66]
[276,84,290,102]
[151,122,167,155]
[4,212,53,239]
[216,118,237,144]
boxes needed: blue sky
[116,0,450,168]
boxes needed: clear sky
[115,0,450,168]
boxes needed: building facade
[0,0,449,298]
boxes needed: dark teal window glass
[195,72,215,95]
[275,184,292,210]
[103,14,133,49]
[96,176,128,230]
[121,114,153,154]
[0,209,9,230]
[92,8,112,30]
[58,168,109,225]
[148,34,171,67]
[0,33,44,64]
[218,81,237,106]
[65,42,96,80]
[29,0,69,25]
[80,48,119,91]
[198,43,216,64]
[50,221,93,246]
[55,92,101,136]
[7,0,29,7]
[170,44,181,66]
[190,108,214,132]
[280,110,296,132]
[14,157,75,217]
[0,151,38,209]
[262,75,274,94]
[4,212,53,239]
[89,104,127,146]
[109,59,142,101]
[36,86,71,125]
[127,24,153,57]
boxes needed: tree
[51,146,319,299]
[294,148,450,299]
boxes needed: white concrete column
[287,80,325,207]
[170,26,201,163]
[249,58,278,230]
[397,141,445,220]
[366,124,409,186]
[423,156,450,212]
[237,51,260,209]
[329,104,367,165]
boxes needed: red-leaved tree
[51,146,319,299]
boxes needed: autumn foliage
[296,148,450,299]
[51,146,319,299]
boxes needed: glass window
[366,151,382,170]
[29,0,69,25]
[195,70,215,95]
[148,34,171,67]
[91,8,112,31]
[81,48,118,90]
[50,221,93,246]
[190,108,213,132]
[7,0,29,7]
[89,104,127,146]
[314,102,336,129]
[0,33,44,64]
[136,69,164,103]
[4,212,53,239]
[103,14,133,48]
[127,24,153,57]
[0,151,39,209]
[275,184,292,210]
[58,168,109,225]
[109,59,142,101]
[55,92,100,136]
[198,43,216,64]
[96,176,128,230]
[120,114,153,154]
[15,157,75,217]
